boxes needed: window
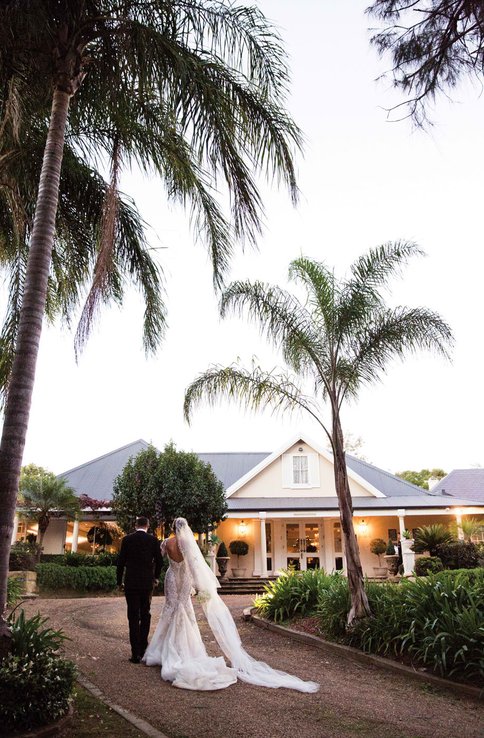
[293,455,308,484]
[388,528,398,542]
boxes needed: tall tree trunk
[0,88,71,639]
[331,410,371,626]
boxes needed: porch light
[238,520,248,537]
[357,519,368,535]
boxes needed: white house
[12,435,483,578]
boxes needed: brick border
[246,609,483,701]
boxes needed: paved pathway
[22,595,483,738]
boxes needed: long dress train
[143,522,319,694]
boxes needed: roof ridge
[59,439,151,476]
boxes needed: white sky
[14,0,484,475]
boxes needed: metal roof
[59,439,151,501]
[58,439,482,511]
[429,469,484,504]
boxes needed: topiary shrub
[436,541,481,570]
[0,610,76,733]
[370,538,387,566]
[216,541,229,558]
[229,540,249,566]
[385,539,396,555]
[415,555,444,576]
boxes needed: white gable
[226,433,385,499]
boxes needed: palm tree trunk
[0,87,71,635]
[331,411,371,626]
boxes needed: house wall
[232,442,373,499]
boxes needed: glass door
[285,522,321,571]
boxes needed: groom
[117,516,163,663]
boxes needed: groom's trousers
[124,588,152,658]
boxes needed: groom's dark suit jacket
[116,530,163,590]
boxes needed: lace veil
[174,517,319,693]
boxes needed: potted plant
[384,539,399,575]
[215,541,230,579]
[369,538,388,578]
[229,540,249,578]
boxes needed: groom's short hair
[136,516,149,529]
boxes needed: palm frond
[339,305,454,402]
[184,362,322,426]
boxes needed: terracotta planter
[384,554,399,576]
[372,566,388,579]
[231,567,247,578]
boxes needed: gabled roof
[197,452,270,491]
[225,432,387,498]
[430,469,484,504]
[59,439,152,501]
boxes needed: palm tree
[0,125,166,400]
[184,242,453,625]
[0,1,301,624]
[19,465,80,557]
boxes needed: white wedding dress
[143,518,319,693]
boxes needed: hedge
[36,563,117,591]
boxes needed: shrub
[0,652,76,732]
[216,541,229,558]
[415,556,444,576]
[411,524,454,556]
[36,563,117,591]
[9,541,38,570]
[436,541,481,570]
[0,610,76,733]
[63,551,119,567]
[229,540,249,557]
[255,569,337,623]
[385,539,396,555]
[370,538,387,566]
[316,569,484,682]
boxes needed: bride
[143,517,319,693]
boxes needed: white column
[11,514,19,545]
[397,509,406,539]
[71,519,80,553]
[259,513,268,578]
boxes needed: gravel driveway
[22,595,483,738]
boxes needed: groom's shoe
[129,655,141,664]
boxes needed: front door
[285,522,322,571]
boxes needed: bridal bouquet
[195,590,211,604]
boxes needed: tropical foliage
[112,442,227,534]
[1,610,75,732]
[0,0,301,624]
[18,465,80,552]
[185,243,453,624]
[411,523,454,557]
[367,0,484,125]
[256,569,484,683]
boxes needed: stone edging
[245,608,483,701]
[77,674,170,738]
